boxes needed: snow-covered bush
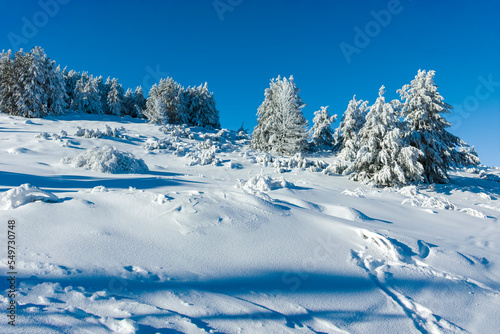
[0,184,59,209]
[36,130,68,141]
[144,138,175,151]
[63,145,149,174]
[160,124,193,139]
[402,196,456,210]
[237,174,293,193]
[75,125,124,139]
[187,146,222,166]
[479,171,500,183]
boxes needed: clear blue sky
[1,0,499,165]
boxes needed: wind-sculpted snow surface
[0,114,499,333]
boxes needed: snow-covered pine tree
[345,86,423,187]
[71,74,103,114]
[187,83,220,129]
[123,88,134,116]
[62,68,82,108]
[0,50,16,115]
[334,95,368,161]
[251,75,308,155]
[107,78,125,116]
[144,77,185,124]
[309,106,337,150]
[398,69,479,183]
[132,86,146,118]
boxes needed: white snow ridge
[0,114,498,333]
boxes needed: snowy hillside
[1,113,499,333]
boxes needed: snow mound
[402,196,456,210]
[91,186,109,193]
[0,184,59,209]
[63,145,149,174]
[341,187,365,198]
[398,185,419,197]
[479,171,500,183]
[238,174,293,193]
[459,208,487,218]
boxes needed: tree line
[0,47,220,128]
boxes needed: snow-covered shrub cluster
[36,130,68,141]
[342,188,366,198]
[0,184,59,210]
[237,174,293,193]
[187,145,222,166]
[63,145,148,174]
[75,125,125,139]
[272,154,328,173]
[144,138,187,156]
[159,124,193,139]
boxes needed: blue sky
[1,0,499,165]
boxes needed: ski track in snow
[351,229,499,334]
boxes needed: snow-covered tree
[132,86,146,118]
[144,77,185,124]
[309,106,337,150]
[334,95,368,161]
[107,78,125,116]
[62,68,82,107]
[186,83,220,129]
[0,50,16,115]
[398,70,479,183]
[123,88,134,116]
[10,47,66,118]
[251,75,308,155]
[71,73,103,114]
[345,86,423,187]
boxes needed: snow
[0,184,59,210]
[0,113,499,333]
[63,145,149,174]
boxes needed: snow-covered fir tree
[71,73,103,114]
[251,75,308,155]
[334,95,368,161]
[398,69,479,183]
[11,47,66,118]
[107,78,125,116]
[186,83,220,129]
[0,50,16,115]
[144,78,185,124]
[309,106,337,150]
[132,86,146,118]
[345,86,424,187]
[62,68,82,108]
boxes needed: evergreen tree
[132,86,146,118]
[398,70,479,183]
[107,78,125,116]
[187,83,220,129]
[123,88,134,116]
[334,95,368,161]
[0,50,16,115]
[345,86,423,187]
[309,106,337,150]
[251,75,308,155]
[71,73,103,114]
[62,68,81,108]
[144,77,185,124]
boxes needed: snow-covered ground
[0,113,499,334]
